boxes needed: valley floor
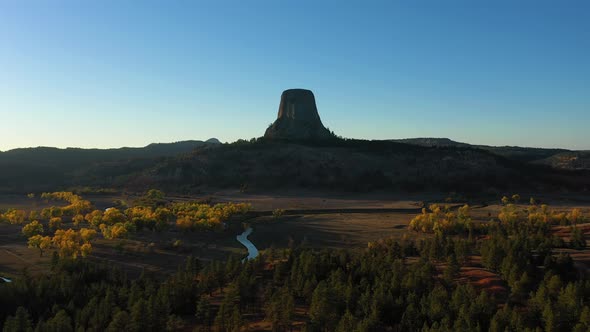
[1,190,589,278]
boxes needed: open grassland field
[1,191,589,279]
[249,212,420,249]
[0,191,430,278]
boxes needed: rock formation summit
[264,89,333,140]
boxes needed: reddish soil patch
[552,222,590,239]
[459,266,508,298]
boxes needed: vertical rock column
[264,89,332,140]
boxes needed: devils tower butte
[264,89,333,140]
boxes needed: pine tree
[570,226,586,249]
[229,306,242,332]
[309,282,336,330]
[3,307,33,332]
[106,311,129,332]
[195,297,211,327]
[129,298,150,332]
[542,303,556,332]
[580,306,590,327]
[43,310,73,332]
[443,254,460,284]
[150,292,170,332]
[165,315,185,332]
[280,288,295,330]
[336,310,356,332]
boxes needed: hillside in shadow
[2,138,585,195]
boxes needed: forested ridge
[2,139,590,195]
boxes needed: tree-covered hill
[1,138,589,194]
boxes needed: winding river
[236,227,259,261]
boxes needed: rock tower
[264,89,332,140]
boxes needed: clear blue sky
[1,1,589,151]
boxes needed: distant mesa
[264,89,333,140]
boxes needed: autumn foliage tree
[41,191,92,215]
[52,228,95,259]
[22,220,44,238]
[408,204,474,235]
[0,209,26,224]
[100,223,128,240]
[85,210,104,227]
[27,234,52,257]
[49,217,63,231]
[72,214,85,226]
[172,202,251,231]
